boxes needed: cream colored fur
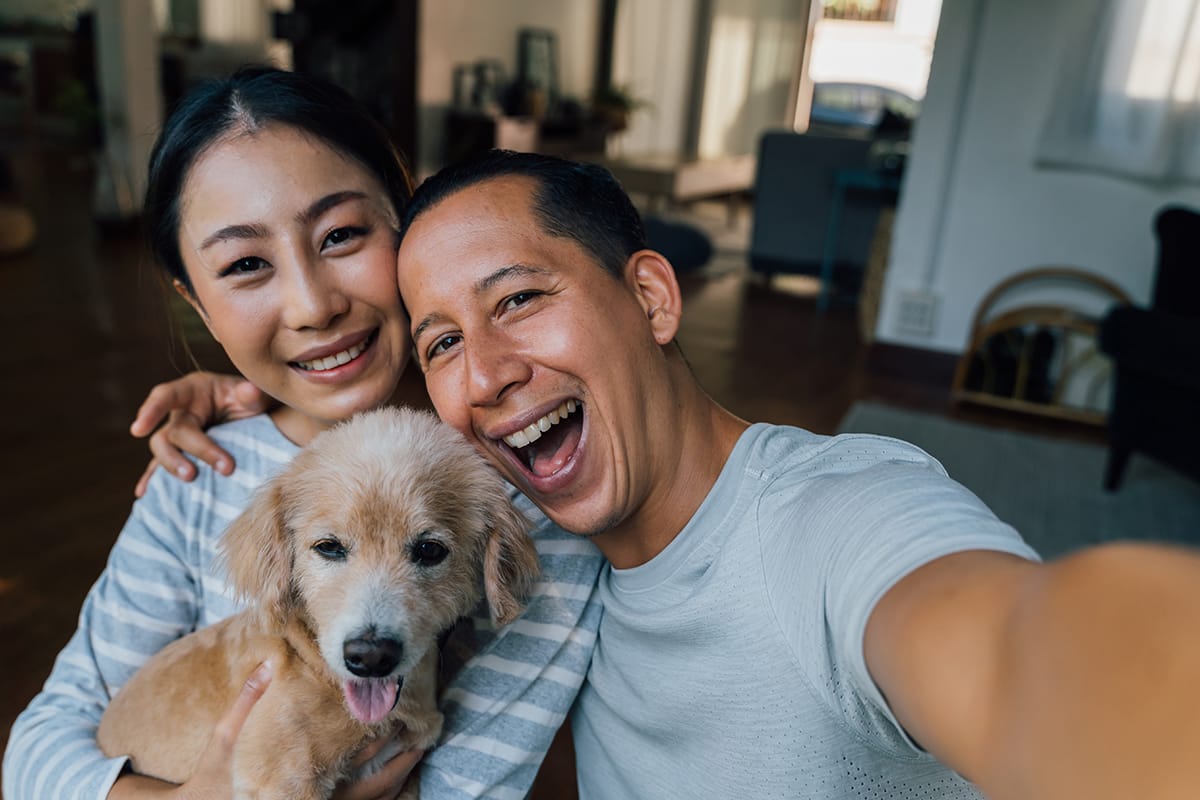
[98,408,540,799]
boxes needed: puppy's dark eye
[411,540,448,566]
[313,539,347,560]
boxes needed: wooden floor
[0,142,1102,792]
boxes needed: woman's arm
[420,499,604,797]
[107,661,274,799]
[3,469,224,799]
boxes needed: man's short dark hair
[400,150,646,278]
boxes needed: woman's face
[176,124,410,444]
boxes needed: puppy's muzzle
[343,631,403,678]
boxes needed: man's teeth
[296,341,367,372]
[504,399,578,449]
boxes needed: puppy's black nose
[343,633,403,678]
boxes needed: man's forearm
[980,542,1200,800]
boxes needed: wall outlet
[895,290,939,337]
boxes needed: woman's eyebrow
[297,190,368,227]
[198,223,268,251]
[196,191,370,252]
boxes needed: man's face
[398,176,673,539]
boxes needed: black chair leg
[1104,445,1131,491]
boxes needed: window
[1038,0,1200,183]
[821,0,897,23]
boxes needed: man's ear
[173,279,219,342]
[625,250,682,346]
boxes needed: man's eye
[428,334,462,360]
[504,291,540,310]
[220,256,268,277]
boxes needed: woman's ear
[625,250,683,346]
[173,279,218,342]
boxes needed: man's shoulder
[745,423,945,484]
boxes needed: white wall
[696,0,808,159]
[610,0,699,159]
[878,0,1200,354]
[417,0,601,176]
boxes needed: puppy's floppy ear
[483,499,541,627]
[219,480,294,629]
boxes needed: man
[132,151,1200,799]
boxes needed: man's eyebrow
[473,263,549,294]
[197,191,369,252]
[412,264,550,343]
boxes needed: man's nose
[464,332,530,406]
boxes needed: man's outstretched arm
[867,542,1200,800]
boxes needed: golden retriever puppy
[98,407,540,799]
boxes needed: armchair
[1099,206,1200,490]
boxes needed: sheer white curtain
[1038,0,1200,183]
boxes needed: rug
[838,402,1200,559]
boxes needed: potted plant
[591,83,648,133]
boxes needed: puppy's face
[221,408,538,725]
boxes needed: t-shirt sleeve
[760,434,1040,758]
[418,492,604,799]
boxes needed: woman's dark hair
[399,149,646,279]
[145,65,412,293]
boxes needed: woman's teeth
[295,341,367,372]
[504,399,578,449]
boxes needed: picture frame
[517,28,558,98]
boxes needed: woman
[3,66,601,800]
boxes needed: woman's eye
[220,256,268,277]
[323,226,366,249]
[428,334,462,360]
[312,539,348,560]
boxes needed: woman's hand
[129,372,273,497]
[107,661,274,799]
[332,735,425,800]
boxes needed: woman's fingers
[212,660,273,748]
[133,458,159,499]
[130,373,211,438]
[149,410,235,478]
[333,739,425,800]
[130,372,270,439]
[171,661,274,800]
[129,374,275,496]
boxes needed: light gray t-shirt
[572,423,1039,799]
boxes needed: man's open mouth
[502,399,583,478]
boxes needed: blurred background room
[2,1,1199,796]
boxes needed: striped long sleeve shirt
[3,414,603,800]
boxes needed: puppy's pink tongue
[344,678,399,724]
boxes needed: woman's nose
[281,260,350,330]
